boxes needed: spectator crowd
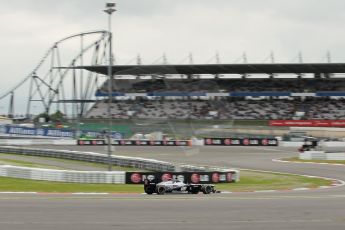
[86,98,345,120]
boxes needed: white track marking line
[254,190,276,193]
[239,146,297,154]
[273,158,345,167]
[72,193,109,195]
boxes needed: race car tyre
[144,187,154,195]
[144,179,155,194]
[156,186,166,195]
[191,187,199,194]
[202,185,212,194]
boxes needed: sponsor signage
[112,140,190,146]
[204,138,278,146]
[77,139,106,145]
[0,125,74,137]
[125,171,236,184]
[269,120,345,127]
[0,125,123,139]
[77,139,191,146]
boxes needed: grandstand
[2,31,345,140]
[87,98,345,121]
[85,73,345,120]
[96,78,345,94]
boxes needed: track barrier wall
[77,139,191,146]
[126,171,237,184]
[300,151,345,160]
[204,138,278,146]
[0,165,238,184]
[0,146,240,183]
[0,165,125,184]
[0,139,76,146]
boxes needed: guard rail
[0,146,175,172]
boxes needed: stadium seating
[86,98,345,120]
[97,78,345,93]
[88,77,345,120]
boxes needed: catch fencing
[0,146,175,172]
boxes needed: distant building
[0,116,12,125]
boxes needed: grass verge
[217,170,331,192]
[0,170,332,193]
[0,158,64,170]
[283,157,345,165]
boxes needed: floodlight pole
[104,3,116,171]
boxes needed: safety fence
[0,146,175,172]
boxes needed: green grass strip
[217,170,331,192]
[0,158,64,170]
[0,153,148,172]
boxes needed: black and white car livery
[144,179,216,195]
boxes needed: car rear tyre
[156,186,166,195]
[191,187,199,194]
[145,187,154,195]
[202,185,212,194]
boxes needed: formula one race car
[298,137,320,152]
[144,179,216,195]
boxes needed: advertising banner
[112,140,190,146]
[0,125,122,139]
[77,139,191,146]
[269,120,345,127]
[126,171,236,184]
[77,139,106,145]
[204,138,278,146]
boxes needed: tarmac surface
[1,145,345,230]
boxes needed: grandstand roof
[71,63,345,75]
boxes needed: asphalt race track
[1,145,345,230]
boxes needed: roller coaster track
[0,30,110,118]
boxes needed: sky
[1,0,345,114]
